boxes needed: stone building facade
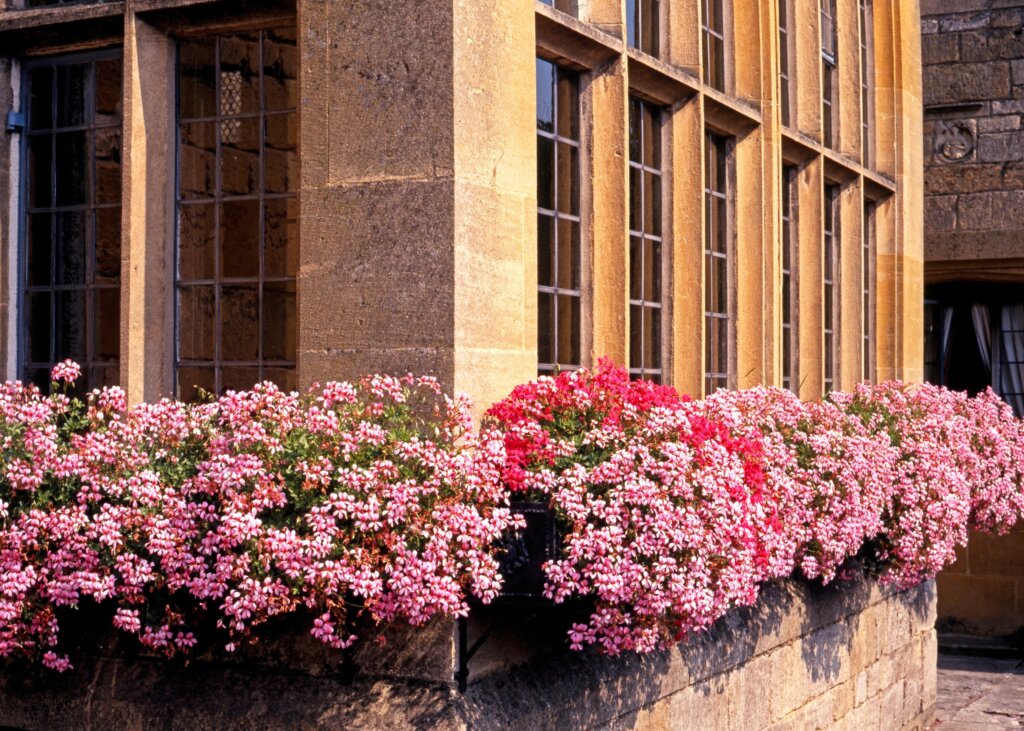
[921,0,1024,638]
[0,0,927,726]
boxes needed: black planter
[492,501,558,604]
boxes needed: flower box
[491,502,558,604]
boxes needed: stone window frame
[704,130,734,396]
[627,95,665,383]
[536,57,582,377]
[862,197,875,382]
[820,0,838,149]
[701,0,728,92]
[626,0,660,58]
[781,163,798,392]
[858,0,873,168]
[823,181,840,392]
[778,0,793,128]
[18,48,122,392]
[0,3,298,401]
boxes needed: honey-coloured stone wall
[0,572,937,730]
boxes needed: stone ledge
[0,574,937,730]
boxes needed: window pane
[55,210,87,286]
[220,286,259,362]
[177,30,299,396]
[264,198,298,279]
[179,204,217,281]
[178,287,216,362]
[22,53,123,392]
[220,200,260,278]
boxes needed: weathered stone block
[957,191,993,229]
[925,164,1001,195]
[940,13,989,33]
[925,62,1010,104]
[962,28,1024,62]
[922,33,959,65]
[992,10,1024,29]
[925,194,957,231]
[978,114,1020,133]
[978,131,1024,162]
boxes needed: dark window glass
[863,201,875,381]
[860,0,874,167]
[702,0,726,90]
[821,0,838,148]
[177,28,298,398]
[782,165,797,391]
[779,0,791,127]
[923,299,943,385]
[629,98,664,383]
[537,59,581,376]
[823,184,839,392]
[705,132,731,394]
[627,0,660,57]
[22,51,123,393]
[537,0,576,16]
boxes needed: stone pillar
[668,98,704,397]
[121,13,176,402]
[297,0,536,410]
[585,56,628,368]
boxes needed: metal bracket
[455,615,496,694]
[6,110,25,134]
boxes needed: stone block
[323,2,455,185]
[866,658,893,700]
[922,631,938,709]
[846,692,882,731]
[902,677,923,725]
[992,10,1024,29]
[992,98,1024,114]
[940,13,989,33]
[855,670,868,706]
[925,194,957,232]
[956,192,993,230]
[829,677,855,721]
[962,28,1024,63]
[922,33,959,65]
[924,62,1010,105]
[978,114,1020,133]
[921,19,939,35]
[977,131,1024,162]
[1002,162,1024,189]
[298,180,456,355]
[925,164,1002,195]
[880,682,905,729]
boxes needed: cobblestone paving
[932,654,1024,729]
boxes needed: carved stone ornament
[932,119,976,164]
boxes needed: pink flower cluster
[487,360,1024,655]
[3,358,1024,668]
[0,363,517,670]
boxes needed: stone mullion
[838,178,864,389]
[797,157,825,400]
[451,0,537,411]
[669,97,705,396]
[735,127,768,389]
[121,11,176,402]
[793,0,824,140]
[837,0,862,159]
[892,0,924,383]
[585,57,629,368]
